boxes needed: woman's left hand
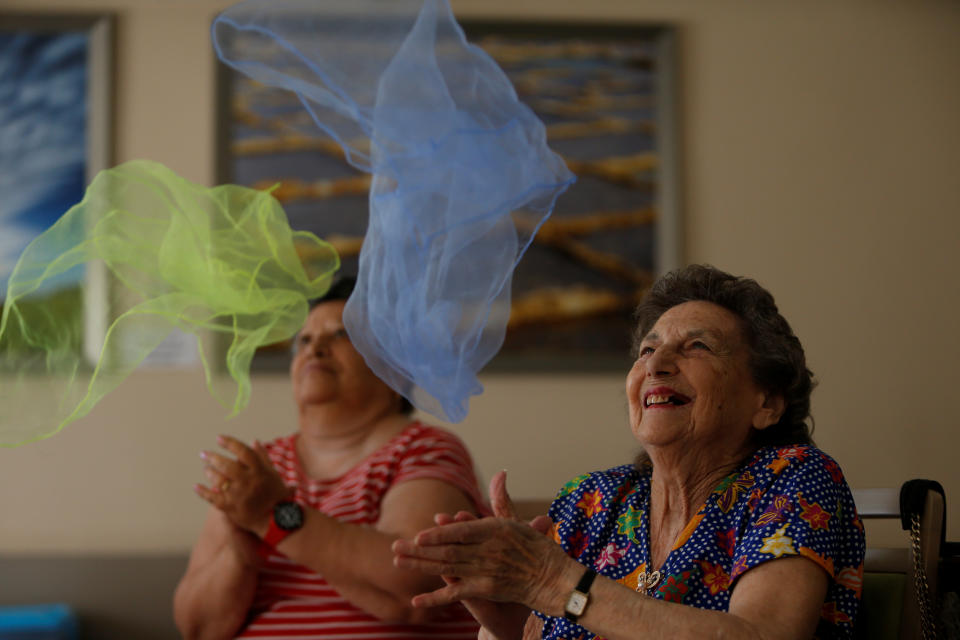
[194,435,293,535]
[392,501,570,613]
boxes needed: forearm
[535,551,828,640]
[272,508,444,622]
[533,559,760,640]
[173,546,258,640]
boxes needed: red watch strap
[256,511,289,560]
[262,513,290,548]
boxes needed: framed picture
[216,20,680,372]
[0,13,113,366]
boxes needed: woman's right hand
[395,471,558,639]
[433,510,532,635]
[195,435,293,536]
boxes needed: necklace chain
[638,486,664,594]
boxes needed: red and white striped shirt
[237,422,486,639]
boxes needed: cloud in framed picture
[0,15,201,374]
[216,20,680,372]
[0,25,86,298]
[0,15,109,363]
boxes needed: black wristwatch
[563,568,597,622]
[263,500,304,547]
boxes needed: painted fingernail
[216,435,225,445]
[199,451,208,460]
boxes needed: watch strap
[575,567,598,593]
[262,500,303,549]
[563,567,597,622]
[263,515,290,548]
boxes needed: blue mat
[0,604,79,640]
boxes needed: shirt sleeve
[547,471,599,558]
[730,448,865,601]
[393,425,489,515]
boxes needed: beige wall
[1,0,958,553]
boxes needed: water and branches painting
[218,21,678,370]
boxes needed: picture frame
[0,13,114,367]
[215,19,680,373]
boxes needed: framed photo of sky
[216,19,680,372]
[0,13,113,366]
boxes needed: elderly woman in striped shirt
[174,277,486,640]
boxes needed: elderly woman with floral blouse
[394,264,865,640]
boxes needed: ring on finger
[220,480,231,492]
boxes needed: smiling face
[626,300,783,456]
[290,300,399,412]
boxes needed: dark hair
[306,276,415,416]
[633,264,814,448]
[308,276,357,307]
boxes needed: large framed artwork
[0,14,113,367]
[216,20,680,372]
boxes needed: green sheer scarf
[0,160,338,446]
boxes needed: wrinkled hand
[433,510,537,640]
[392,471,566,617]
[194,435,293,535]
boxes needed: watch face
[566,591,588,616]
[274,501,304,531]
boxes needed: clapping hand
[195,435,293,536]
[393,471,564,636]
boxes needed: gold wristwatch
[563,568,597,622]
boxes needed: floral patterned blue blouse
[536,445,865,639]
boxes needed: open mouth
[644,390,691,408]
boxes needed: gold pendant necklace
[635,569,662,593]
